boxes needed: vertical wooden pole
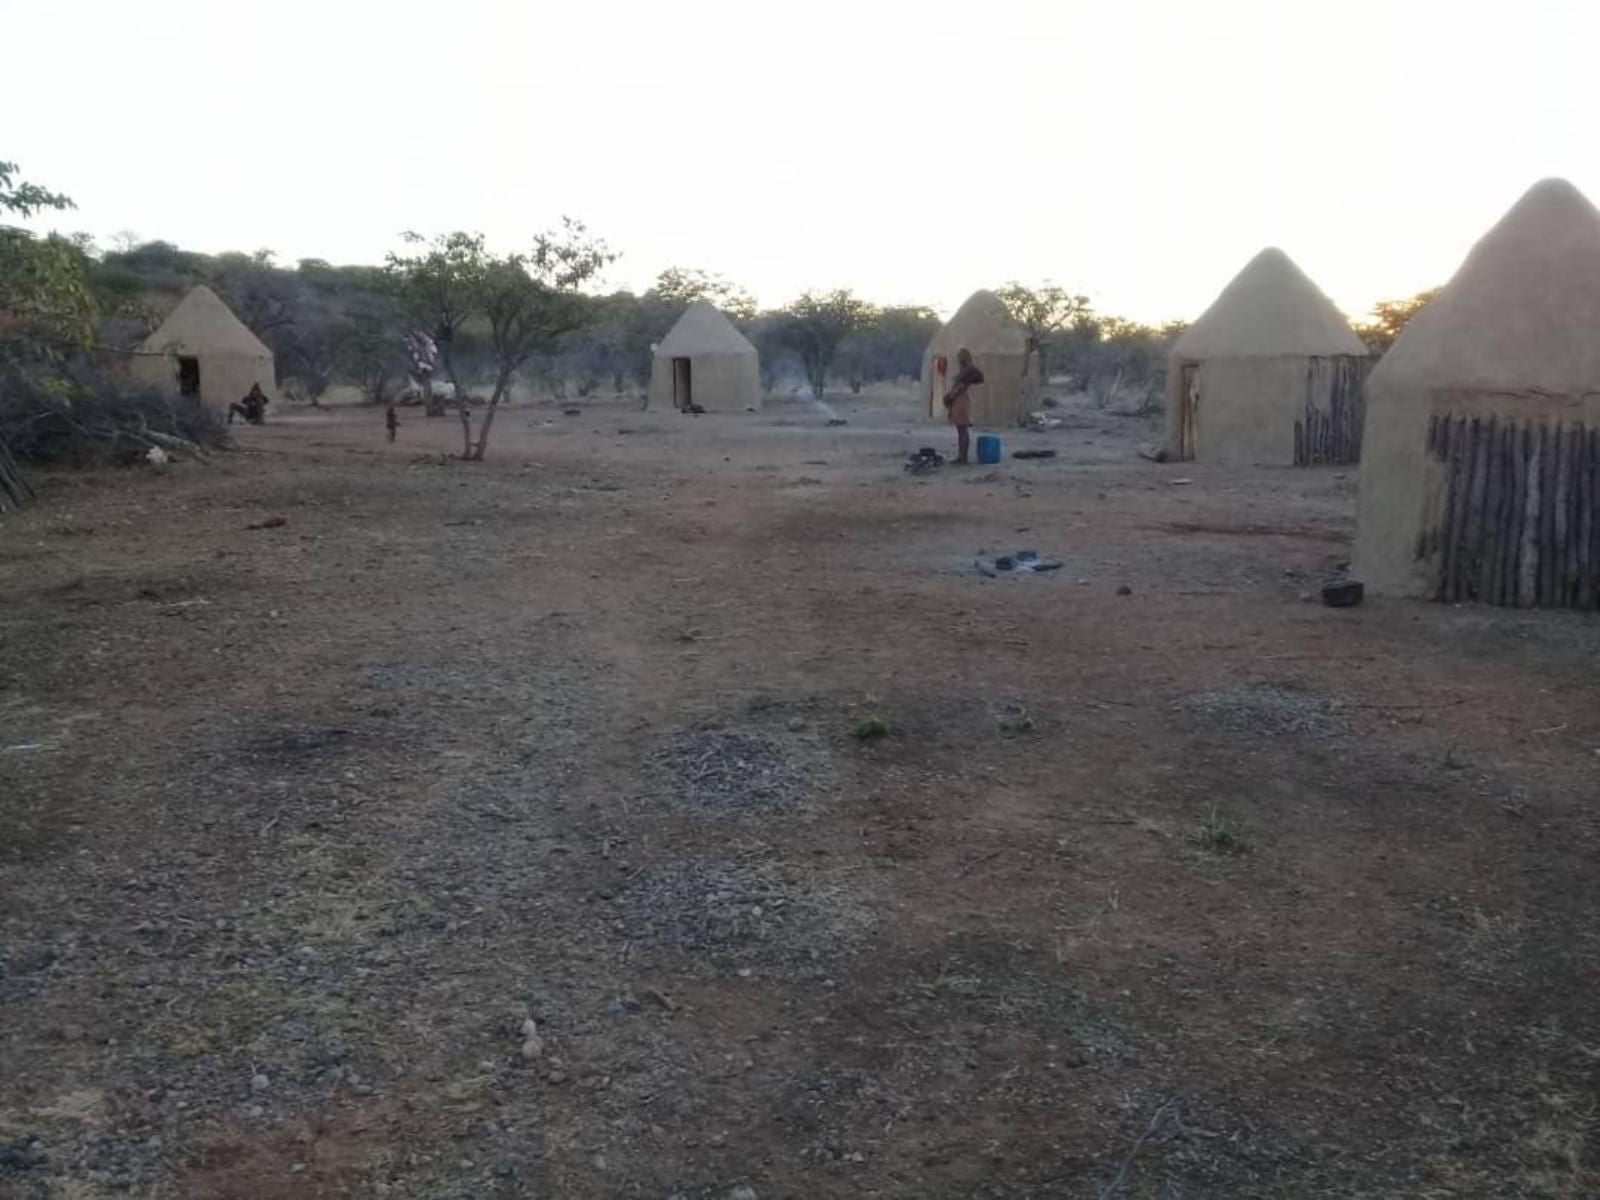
[1440,416,1467,601]
[1521,425,1543,605]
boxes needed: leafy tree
[385,231,492,413]
[836,305,941,391]
[779,290,874,397]
[650,267,756,321]
[0,161,73,219]
[1354,288,1439,354]
[997,282,1091,379]
[335,313,405,405]
[0,161,96,350]
[465,219,613,461]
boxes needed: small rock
[730,1188,759,1200]
[786,717,806,732]
[546,1070,568,1085]
[250,1073,270,1094]
[1321,580,1364,608]
[1116,585,1133,596]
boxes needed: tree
[335,314,405,406]
[1354,288,1439,353]
[649,267,756,321]
[997,282,1092,380]
[464,219,613,461]
[385,231,492,414]
[0,161,95,351]
[779,290,874,397]
[836,305,941,391]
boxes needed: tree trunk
[423,376,443,418]
[0,438,35,514]
[458,399,473,459]
[469,369,515,462]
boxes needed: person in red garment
[941,348,984,463]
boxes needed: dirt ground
[3,388,1598,1199]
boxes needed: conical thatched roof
[1369,178,1600,394]
[929,290,1027,356]
[138,285,271,358]
[655,300,757,358]
[1173,248,1366,360]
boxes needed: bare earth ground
[2,388,1598,1199]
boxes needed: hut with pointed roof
[131,285,275,411]
[1165,248,1369,466]
[648,300,760,413]
[1355,178,1600,607]
[922,291,1036,427]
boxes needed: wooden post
[1440,416,1467,601]
[1472,419,1497,604]
[1498,423,1517,607]
[1587,428,1600,609]
[1464,418,1492,601]
[1508,423,1527,606]
[1575,423,1593,609]
[0,439,33,514]
[1522,424,1543,605]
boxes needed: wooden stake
[1440,416,1467,600]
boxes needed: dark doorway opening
[177,356,201,398]
[672,357,692,410]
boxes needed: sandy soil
[3,388,1598,1198]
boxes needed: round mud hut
[1165,248,1369,466]
[647,300,761,413]
[922,291,1036,428]
[1355,177,1600,608]
[131,285,275,411]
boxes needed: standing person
[942,348,983,464]
[385,403,399,443]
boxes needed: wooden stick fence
[1425,413,1600,608]
[1293,356,1365,466]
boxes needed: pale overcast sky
[7,0,1597,322]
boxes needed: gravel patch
[614,859,871,967]
[651,730,807,814]
[1175,686,1346,738]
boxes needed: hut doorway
[177,356,201,398]
[672,357,692,410]
[1178,363,1199,459]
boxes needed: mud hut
[1355,178,1600,607]
[647,301,760,413]
[922,291,1036,427]
[131,285,275,410]
[1165,248,1368,466]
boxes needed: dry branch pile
[0,362,226,468]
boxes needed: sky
[6,0,1599,324]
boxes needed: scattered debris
[904,447,946,475]
[973,549,1063,575]
[826,417,848,427]
[246,515,288,530]
[1116,585,1133,596]
[1012,449,1057,460]
[1169,477,1193,486]
[562,407,583,416]
[1137,444,1169,463]
[1040,396,1060,409]
[1026,413,1062,431]
[145,446,170,468]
